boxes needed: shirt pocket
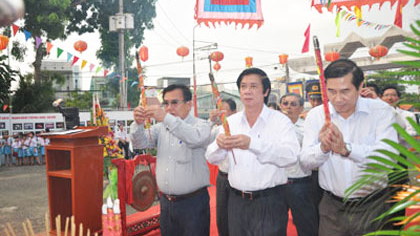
[173,141,192,164]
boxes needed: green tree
[0,55,18,113]
[66,0,157,69]
[12,74,56,113]
[346,20,420,235]
[64,91,92,110]
[23,0,73,83]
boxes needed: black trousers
[118,141,129,159]
[216,172,230,236]
[228,185,288,236]
[160,188,210,236]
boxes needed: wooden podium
[44,126,107,235]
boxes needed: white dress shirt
[208,123,229,173]
[206,105,300,192]
[286,118,311,178]
[396,107,416,136]
[115,127,128,141]
[300,97,398,198]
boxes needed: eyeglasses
[162,99,184,107]
[281,101,298,107]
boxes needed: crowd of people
[0,130,49,167]
[130,58,417,236]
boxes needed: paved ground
[0,165,48,235]
[0,165,141,235]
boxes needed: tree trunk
[32,43,44,83]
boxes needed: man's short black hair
[162,84,192,101]
[324,59,364,90]
[236,68,271,104]
[366,83,381,97]
[279,93,304,107]
[382,85,401,98]
[222,98,237,111]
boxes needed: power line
[157,2,191,44]
[153,19,185,46]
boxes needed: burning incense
[221,111,237,164]
[313,36,331,125]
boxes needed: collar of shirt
[329,96,371,119]
[240,104,270,126]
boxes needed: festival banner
[195,0,264,28]
[287,82,304,98]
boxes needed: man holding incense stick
[206,68,300,235]
[130,84,211,236]
[300,59,398,235]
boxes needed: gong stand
[111,154,158,236]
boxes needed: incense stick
[79,223,83,236]
[64,217,69,236]
[22,222,29,236]
[86,229,90,236]
[4,226,11,236]
[56,215,61,236]
[26,219,35,236]
[6,223,16,236]
[45,212,50,236]
[94,233,98,236]
[71,216,75,236]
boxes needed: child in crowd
[12,135,22,166]
[5,134,14,166]
[22,134,30,165]
[37,131,46,165]
[28,132,39,165]
[0,134,4,167]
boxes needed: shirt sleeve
[248,115,299,168]
[164,114,211,148]
[205,126,229,164]
[300,110,330,170]
[129,122,159,149]
[348,106,398,165]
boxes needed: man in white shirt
[300,59,398,235]
[206,68,300,235]
[279,93,318,236]
[381,85,417,136]
[115,123,129,159]
[208,98,237,236]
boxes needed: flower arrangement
[91,94,122,200]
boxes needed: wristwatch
[342,142,352,157]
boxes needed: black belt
[287,176,311,184]
[162,187,207,202]
[218,171,228,179]
[325,190,381,205]
[230,185,282,200]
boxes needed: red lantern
[213,62,221,71]
[245,56,253,68]
[73,40,87,53]
[139,46,149,62]
[324,51,340,62]
[279,54,288,66]
[210,51,224,62]
[369,45,388,60]
[176,46,189,58]
[0,35,9,51]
